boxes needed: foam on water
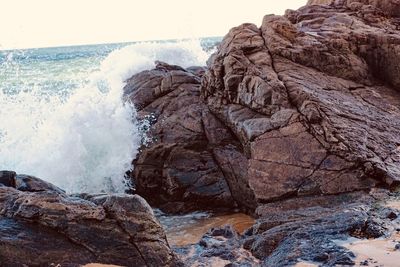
[0,40,209,193]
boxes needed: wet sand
[343,232,400,266]
[83,264,122,267]
[343,199,400,267]
[294,262,318,267]
[164,213,255,246]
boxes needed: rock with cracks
[202,1,400,208]
[0,170,179,267]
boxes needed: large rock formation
[0,171,179,266]
[202,0,400,208]
[126,0,400,215]
[124,62,245,213]
[123,1,400,264]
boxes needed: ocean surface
[0,38,220,193]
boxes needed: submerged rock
[0,171,179,267]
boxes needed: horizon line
[0,35,223,52]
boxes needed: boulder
[124,62,242,213]
[202,1,400,207]
[0,171,179,266]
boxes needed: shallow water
[156,211,255,247]
[343,232,400,266]
[342,199,400,266]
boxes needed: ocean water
[0,38,218,193]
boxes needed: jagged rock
[242,192,399,267]
[175,191,398,267]
[122,3,400,264]
[201,1,400,207]
[124,62,239,213]
[0,171,179,267]
[307,0,400,17]
[125,1,400,215]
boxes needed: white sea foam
[0,40,209,193]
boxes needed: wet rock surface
[125,3,400,216]
[202,3,400,207]
[169,191,399,266]
[3,1,400,266]
[124,62,239,213]
[122,1,400,266]
[0,171,179,267]
[176,225,260,266]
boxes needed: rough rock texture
[201,0,400,208]
[307,0,400,17]
[125,1,400,215]
[0,171,179,267]
[175,191,399,267]
[121,2,400,264]
[244,192,399,266]
[124,62,251,213]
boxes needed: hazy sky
[0,0,305,50]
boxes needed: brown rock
[0,172,179,266]
[124,0,400,216]
[201,1,400,207]
[307,0,400,17]
[124,62,237,213]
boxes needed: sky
[0,0,305,50]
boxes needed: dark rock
[124,61,237,213]
[15,174,66,194]
[176,225,260,266]
[387,211,398,220]
[245,199,393,266]
[0,170,16,187]
[0,172,179,266]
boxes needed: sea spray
[0,40,210,193]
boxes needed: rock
[201,0,400,207]
[307,0,400,17]
[124,0,400,216]
[174,192,397,267]
[0,170,16,187]
[0,171,65,194]
[122,2,400,264]
[15,174,66,194]
[176,225,260,266]
[242,193,396,266]
[124,62,238,213]
[0,171,179,266]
